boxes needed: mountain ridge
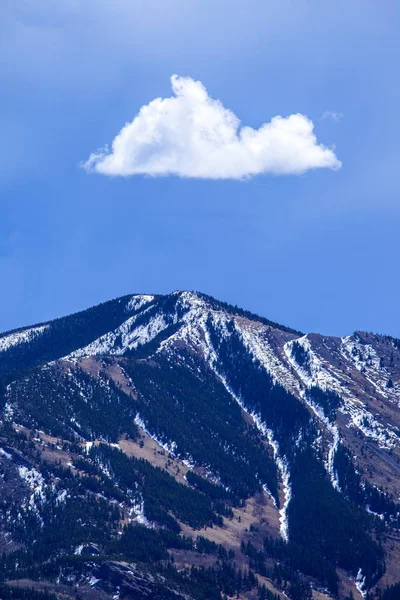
[0,290,400,600]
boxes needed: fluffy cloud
[83,75,341,179]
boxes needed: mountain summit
[0,291,399,600]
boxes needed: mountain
[0,290,399,600]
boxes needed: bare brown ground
[336,412,400,501]
[8,579,109,599]
[312,591,334,600]
[118,434,189,485]
[378,531,400,591]
[180,491,279,554]
[336,568,364,600]
[13,424,74,468]
[75,356,138,399]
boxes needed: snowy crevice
[158,303,293,541]
[284,338,341,488]
[237,325,299,393]
[301,391,340,490]
[212,373,291,540]
[201,320,291,541]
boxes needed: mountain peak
[1,291,400,599]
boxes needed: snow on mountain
[125,294,155,313]
[284,334,400,449]
[2,290,400,598]
[69,296,166,358]
[341,333,399,401]
[0,325,48,353]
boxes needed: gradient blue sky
[1,0,399,336]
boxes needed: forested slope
[1,291,400,599]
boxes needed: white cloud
[83,75,341,180]
[322,110,344,122]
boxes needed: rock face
[0,290,399,600]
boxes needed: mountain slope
[0,291,399,600]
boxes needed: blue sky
[1,0,399,336]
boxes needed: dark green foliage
[334,445,400,523]
[195,537,228,559]
[271,564,312,600]
[157,561,251,600]
[382,581,400,600]
[243,539,312,600]
[305,386,342,421]
[123,349,279,501]
[5,366,139,442]
[72,456,103,476]
[0,586,57,600]
[89,444,216,529]
[22,494,118,551]
[108,523,168,562]
[241,540,268,576]
[184,562,257,599]
[0,493,120,579]
[206,318,313,455]
[290,341,311,375]
[158,529,193,550]
[365,484,399,524]
[289,448,385,591]
[186,470,239,506]
[258,584,281,600]
[264,536,337,595]
[381,333,400,353]
[334,444,364,505]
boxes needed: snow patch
[201,325,290,540]
[341,335,396,401]
[85,441,94,454]
[131,497,153,527]
[0,325,49,353]
[69,310,172,358]
[56,489,68,504]
[0,448,12,460]
[126,294,155,313]
[284,336,342,393]
[18,465,46,519]
[238,324,298,392]
[355,568,367,598]
[299,389,340,490]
